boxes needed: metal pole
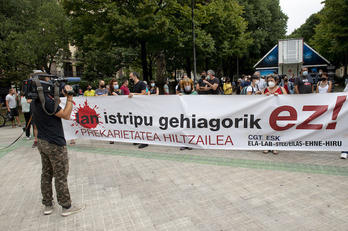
[236,56,239,79]
[192,0,197,80]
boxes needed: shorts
[10,108,19,117]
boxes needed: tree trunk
[156,51,167,94]
[205,57,209,72]
[344,50,347,79]
[186,57,191,77]
[148,56,153,81]
[140,41,149,82]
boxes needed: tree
[311,0,348,77]
[62,0,252,81]
[202,0,252,77]
[236,0,288,74]
[63,0,176,82]
[0,0,71,80]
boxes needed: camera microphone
[66,77,81,82]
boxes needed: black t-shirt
[197,78,208,95]
[33,96,65,146]
[132,81,147,93]
[208,77,220,95]
[294,75,313,94]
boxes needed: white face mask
[268,81,275,88]
[254,80,260,85]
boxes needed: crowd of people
[2,68,345,217]
[4,67,343,153]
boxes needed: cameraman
[33,75,85,217]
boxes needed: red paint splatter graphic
[71,99,102,129]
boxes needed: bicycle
[0,103,11,127]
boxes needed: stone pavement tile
[2,134,348,230]
[155,217,199,231]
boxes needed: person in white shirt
[6,88,22,128]
[247,75,261,95]
[21,94,32,139]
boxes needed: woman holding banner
[247,75,262,95]
[179,78,197,150]
[148,80,159,95]
[108,79,124,96]
[316,72,332,93]
[262,74,287,155]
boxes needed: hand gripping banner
[61,93,348,151]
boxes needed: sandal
[272,150,279,155]
[263,150,270,154]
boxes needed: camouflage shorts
[38,138,71,207]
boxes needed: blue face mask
[151,83,155,87]
[302,71,308,76]
[184,86,191,92]
[207,76,210,80]
[114,85,119,90]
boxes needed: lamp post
[192,0,197,80]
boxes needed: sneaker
[44,201,55,215]
[62,203,86,217]
[340,153,347,159]
[26,136,30,140]
[32,141,37,148]
[138,144,148,149]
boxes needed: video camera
[23,74,81,99]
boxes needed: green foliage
[63,0,252,79]
[311,0,348,56]
[0,0,71,82]
[237,0,288,74]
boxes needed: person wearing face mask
[95,80,108,96]
[254,71,266,92]
[315,69,323,86]
[108,79,123,145]
[223,77,233,95]
[108,79,124,96]
[128,72,148,149]
[196,71,208,95]
[240,74,251,93]
[246,75,261,95]
[262,74,287,155]
[203,70,220,95]
[179,78,196,151]
[294,67,314,94]
[148,80,159,95]
[219,77,226,94]
[84,84,95,97]
[279,75,294,94]
[180,78,197,96]
[316,72,332,93]
[262,74,287,96]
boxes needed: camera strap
[33,78,59,115]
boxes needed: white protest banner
[61,93,348,151]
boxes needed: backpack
[241,85,258,95]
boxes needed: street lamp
[192,0,197,80]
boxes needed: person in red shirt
[120,79,130,95]
[262,74,287,155]
[263,74,287,96]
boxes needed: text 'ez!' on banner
[61,93,348,151]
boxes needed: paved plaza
[0,125,348,230]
